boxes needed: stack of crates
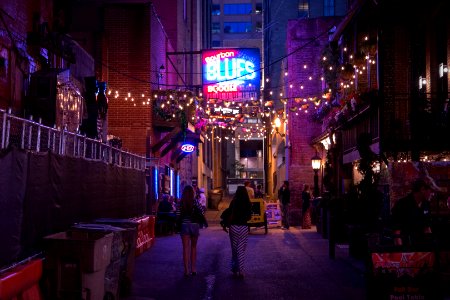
[43,230,113,300]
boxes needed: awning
[150,125,202,163]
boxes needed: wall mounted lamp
[439,63,448,78]
[311,152,322,197]
[419,76,427,89]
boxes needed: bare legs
[181,235,198,275]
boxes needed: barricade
[0,258,43,300]
[130,215,155,256]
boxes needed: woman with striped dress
[228,186,252,278]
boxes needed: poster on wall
[202,48,261,101]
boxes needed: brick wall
[286,18,340,208]
[102,4,155,155]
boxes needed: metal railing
[0,108,146,170]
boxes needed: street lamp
[274,117,285,137]
[311,152,321,197]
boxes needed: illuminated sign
[213,106,240,116]
[181,143,195,153]
[202,48,261,99]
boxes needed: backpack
[220,207,232,230]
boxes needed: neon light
[176,174,180,199]
[202,48,261,98]
[153,168,159,200]
[181,143,195,153]
[170,169,174,196]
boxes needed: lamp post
[274,117,285,137]
[311,152,321,197]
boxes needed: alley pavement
[123,197,369,300]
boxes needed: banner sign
[202,48,261,100]
[370,251,438,299]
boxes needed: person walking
[244,180,255,199]
[227,186,252,278]
[197,188,207,210]
[278,181,291,229]
[301,184,312,229]
[176,185,205,277]
[254,184,264,198]
[197,188,208,228]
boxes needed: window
[223,22,252,33]
[255,21,262,32]
[298,0,309,18]
[255,3,262,14]
[212,40,222,47]
[324,0,335,16]
[212,22,220,34]
[212,4,220,16]
[224,3,252,15]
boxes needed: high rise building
[209,1,264,195]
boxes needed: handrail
[0,108,146,170]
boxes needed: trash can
[71,223,129,300]
[94,218,139,296]
[43,229,113,300]
[208,189,223,210]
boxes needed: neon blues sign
[202,48,261,99]
[181,143,195,153]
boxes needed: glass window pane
[298,0,309,18]
[324,0,334,16]
[212,22,220,34]
[223,22,252,33]
[212,4,220,16]
[255,3,262,14]
[224,4,252,15]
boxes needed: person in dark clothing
[278,181,291,229]
[227,185,252,278]
[157,194,177,234]
[391,179,433,247]
[302,184,312,229]
[254,184,264,198]
[158,194,175,213]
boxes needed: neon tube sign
[202,48,260,98]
